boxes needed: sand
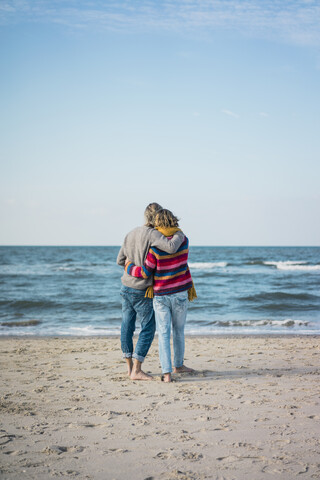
[0,335,319,480]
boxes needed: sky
[0,0,319,246]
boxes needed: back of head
[144,202,163,227]
[154,209,179,229]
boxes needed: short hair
[144,202,163,227]
[154,209,179,229]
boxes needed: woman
[125,209,196,382]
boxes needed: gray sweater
[117,226,185,290]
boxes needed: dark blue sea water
[0,246,319,336]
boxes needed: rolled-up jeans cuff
[132,353,145,363]
[122,352,132,359]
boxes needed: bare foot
[173,365,195,373]
[161,373,172,383]
[130,370,154,381]
[126,358,133,376]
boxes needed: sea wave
[0,299,111,312]
[264,261,320,271]
[240,292,318,302]
[245,260,265,266]
[237,291,319,312]
[0,318,316,336]
[62,325,120,335]
[185,318,314,334]
[59,319,312,334]
[54,264,109,273]
[189,262,227,269]
[0,299,63,309]
[265,261,307,265]
[57,266,84,272]
[0,319,42,327]
[203,319,309,328]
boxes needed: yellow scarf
[156,226,180,237]
[144,226,197,301]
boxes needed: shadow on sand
[173,365,319,382]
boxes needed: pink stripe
[145,257,156,269]
[159,254,188,265]
[155,271,191,283]
[131,266,142,277]
[154,276,192,291]
[157,259,188,271]
[160,255,188,263]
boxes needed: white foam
[185,318,315,335]
[63,325,120,335]
[278,265,320,271]
[265,261,307,266]
[189,262,227,269]
[264,261,319,271]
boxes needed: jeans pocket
[153,296,168,312]
[175,292,188,312]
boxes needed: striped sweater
[125,236,193,296]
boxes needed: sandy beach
[0,335,319,479]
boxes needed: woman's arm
[150,229,185,253]
[125,249,157,279]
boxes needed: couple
[117,203,196,383]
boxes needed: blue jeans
[153,290,188,374]
[120,285,156,363]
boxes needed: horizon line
[0,244,319,248]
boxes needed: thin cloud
[0,1,320,47]
[222,109,240,119]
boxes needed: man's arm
[116,245,126,266]
[125,249,157,278]
[150,229,185,254]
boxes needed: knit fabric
[125,236,193,296]
[117,226,185,290]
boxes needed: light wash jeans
[153,290,188,374]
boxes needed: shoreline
[1,335,319,479]
[1,332,320,340]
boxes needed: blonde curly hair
[154,209,179,229]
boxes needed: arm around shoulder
[150,229,185,254]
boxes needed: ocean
[0,246,319,336]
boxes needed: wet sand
[0,335,319,479]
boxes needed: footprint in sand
[0,432,20,445]
[158,469,207,479]
[2,450,23,456]
[182,451,203,461]
[155,450,173,459]
[104,448,129,454]
[42,445,85,455]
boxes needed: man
[117,202,184,380]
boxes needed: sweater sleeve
[125,249,157,279]
[116,244,126,266]
[150,229,185,254]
